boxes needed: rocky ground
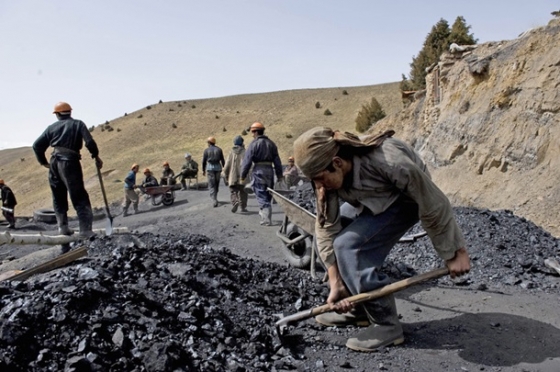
[0,184,559,372]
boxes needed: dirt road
[1,185,560,371]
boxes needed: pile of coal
[0,233,328,371]
[387,207,560,293]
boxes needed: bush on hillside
[137,114,143,119]
[191,105,196,109]
[342,90,348,95]
[315,101,321,109]
[89,126,95,132]
[324,109,332,116]
[241,129,247,135]
[355,97,386,133]
[172,123,177,128]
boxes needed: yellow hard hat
[53,102,72,114]
[131,163,139,170]
[207,137,216,144]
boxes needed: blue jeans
[334,196,419,296]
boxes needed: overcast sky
[0,0,556,149]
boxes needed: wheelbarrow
[143,185,175,206]
[268,188,428,280]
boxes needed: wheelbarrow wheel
[281,223,312,269]
[162,192,174,206]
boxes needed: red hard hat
[53,102,72,114]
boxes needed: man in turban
[293,127,470,352]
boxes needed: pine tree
[406,17,477,90]
[355,97,386,133]
[448,16,478,45]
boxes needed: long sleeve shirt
[240,135,282,180]
[202,145,225,173]
[124,171,137,190]
[315,138,466,268]
[33,116,99,166]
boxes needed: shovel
[95,162,113,236]
[275,266,449,338]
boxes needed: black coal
[0,199,559,370]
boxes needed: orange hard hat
[131,163,139,170]
[207,136,216,144]
[163,161,169,167]
[0,179,4,185]
[250,122,265,131]
[288,156,294,162]
[53,102,72,114]
[143,168,151,174]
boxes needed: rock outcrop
[375,17,560,236]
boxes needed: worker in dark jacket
[202,137,225,207]
[241,122,283,226]
[160,161,176,186]
[0,179,17,229]
[32,102,102,238]
[141,168,159,189]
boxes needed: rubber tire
[281,222,312,269]
[33,208,57,224]
[162,192,174,206]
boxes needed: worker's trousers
[333,197,419,318]
[207,170,221,201]
[49,155,93,228]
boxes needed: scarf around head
[293,127,395,226]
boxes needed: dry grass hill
[0,83,401,218]
[2,16,559,238]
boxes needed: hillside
[375,16,560,237]
[0,83,401,218]
[1,17,559,238]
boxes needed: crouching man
[293,127,470,352]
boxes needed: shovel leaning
[275,266,449,337]
[95,162,113,236]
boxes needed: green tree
[355,97,386,133]
[407,17,476,90]
[448,16,478,45]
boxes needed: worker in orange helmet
[202,136,225,207]
[33,102,103,240]
[160,161,176,186]
[240,122,283,226]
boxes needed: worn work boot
[259,209,266,225]
[315,305,370,327]
[56,213,74,236]
[346,295,404,352]
[231,201,239,213]
[263,207,272,226]
[78,219,96,240]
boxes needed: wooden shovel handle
[308,267,449,317]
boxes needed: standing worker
[222,135,248,213]
[32,102,102,238]
[240,122,283,226]
[0,179,17,229]
[293,127,470,352]
[179,153,199,190]
[123,164,140,216]
[202,137,225,207]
